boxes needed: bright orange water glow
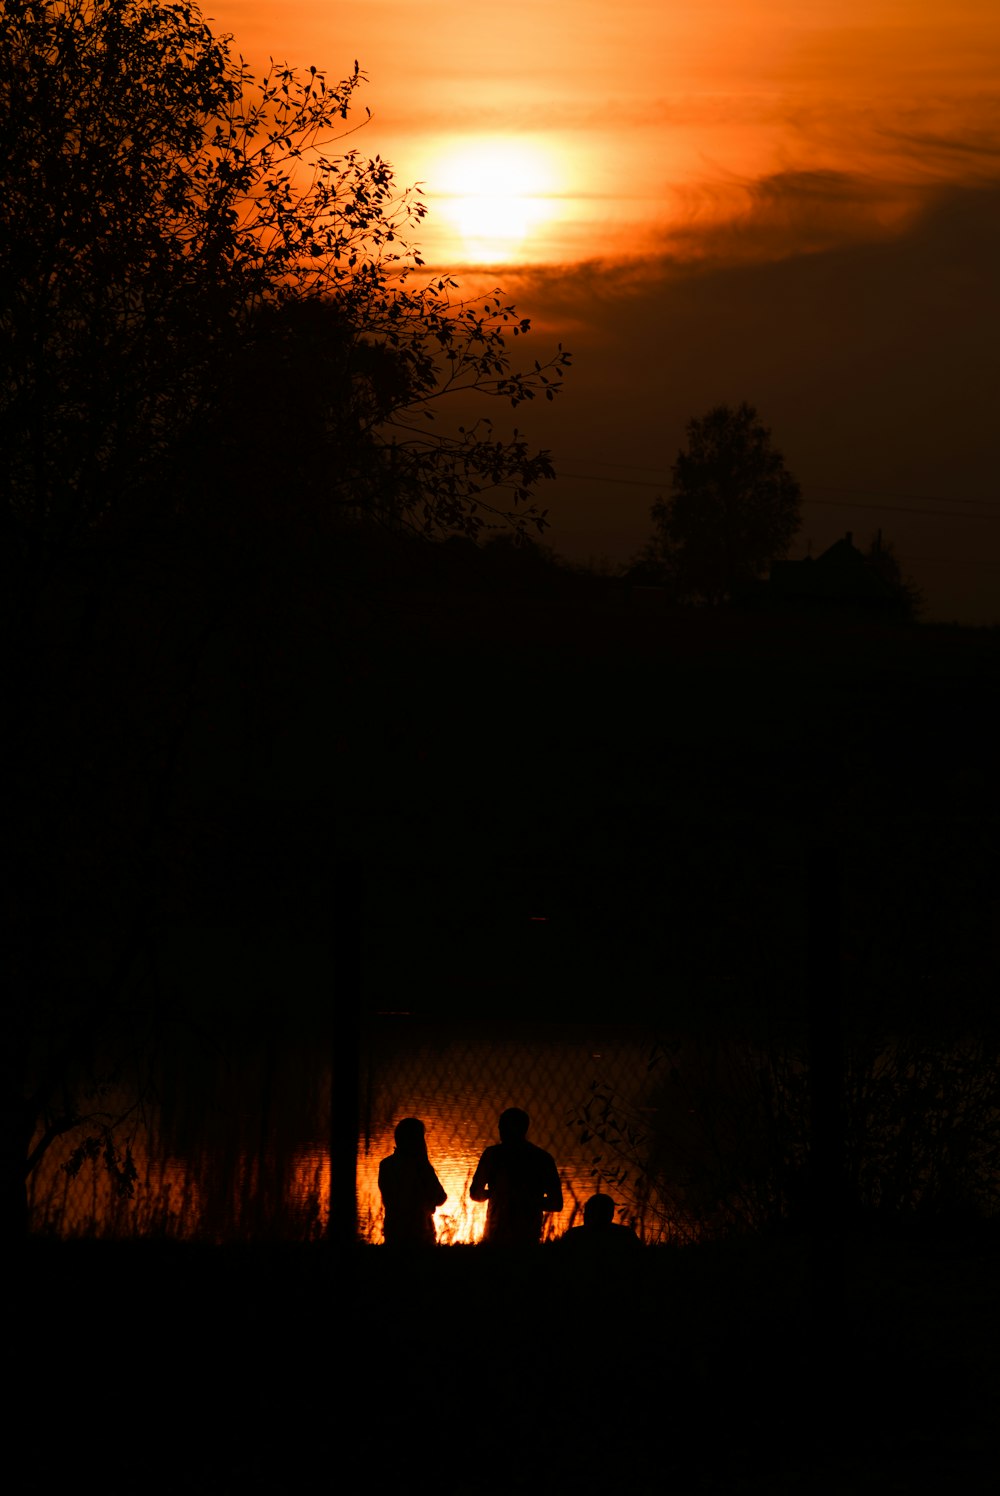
[355,1151,489,1245]
[290,1149,490,1243]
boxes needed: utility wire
[807,497,999,521]
[561,453,997,509]
[897,554,1000,571]
[551,467,1000,522]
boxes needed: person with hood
[378,1117,447,1246]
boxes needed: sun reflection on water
[354,1152,490,1245]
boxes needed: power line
[564,455,667,475]
[551,466,1000,521]
[562,456,997,510]
[898,554,1000,571]
[807,497,1000,521]
[810,484,993,509]
[555,468,664,490]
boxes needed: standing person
[378,1117,447,1246]
[469,1107,563,1245]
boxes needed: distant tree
[651,403,802,603]
[476,531,567,595]
[0,0,569,557]
[865,531,923,621]
[622,535,677,592]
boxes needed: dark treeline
[1,0,569,1237]
[14,518,1000,1242]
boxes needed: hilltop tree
[865,532,923,621]
[0,0,569,557]
[651,403,801,603]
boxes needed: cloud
[656,169,922,267]
[877,124,1000,172]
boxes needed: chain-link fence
[27,1010,1000,1242]
[25,1016,675,1242]
[358,1016,667,1243]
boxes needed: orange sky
[208,1,1000,266]
[206,2,1000,621]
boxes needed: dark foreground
[13,1227,998,1494]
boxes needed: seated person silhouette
[560,1192,641,1251]
[378,1117,447,1246]
[469,1107,563,1245]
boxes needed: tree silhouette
[0,0,569,553]
[1,0,571,1235]
[865,532,923,621]
[651,403,802,603]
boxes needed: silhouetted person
[560,1192,641,1251]
[378,1117,447,1246]
[469,1107,563,1245]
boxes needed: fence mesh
[358,1017,668,1243]
[26,1018,673,1242]
[25,1016,1000,1242]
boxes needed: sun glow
[427,138,564,264]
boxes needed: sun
[428,138,561,264]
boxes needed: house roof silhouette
[769,532,904,612]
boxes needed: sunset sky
[208,2,1000,622]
